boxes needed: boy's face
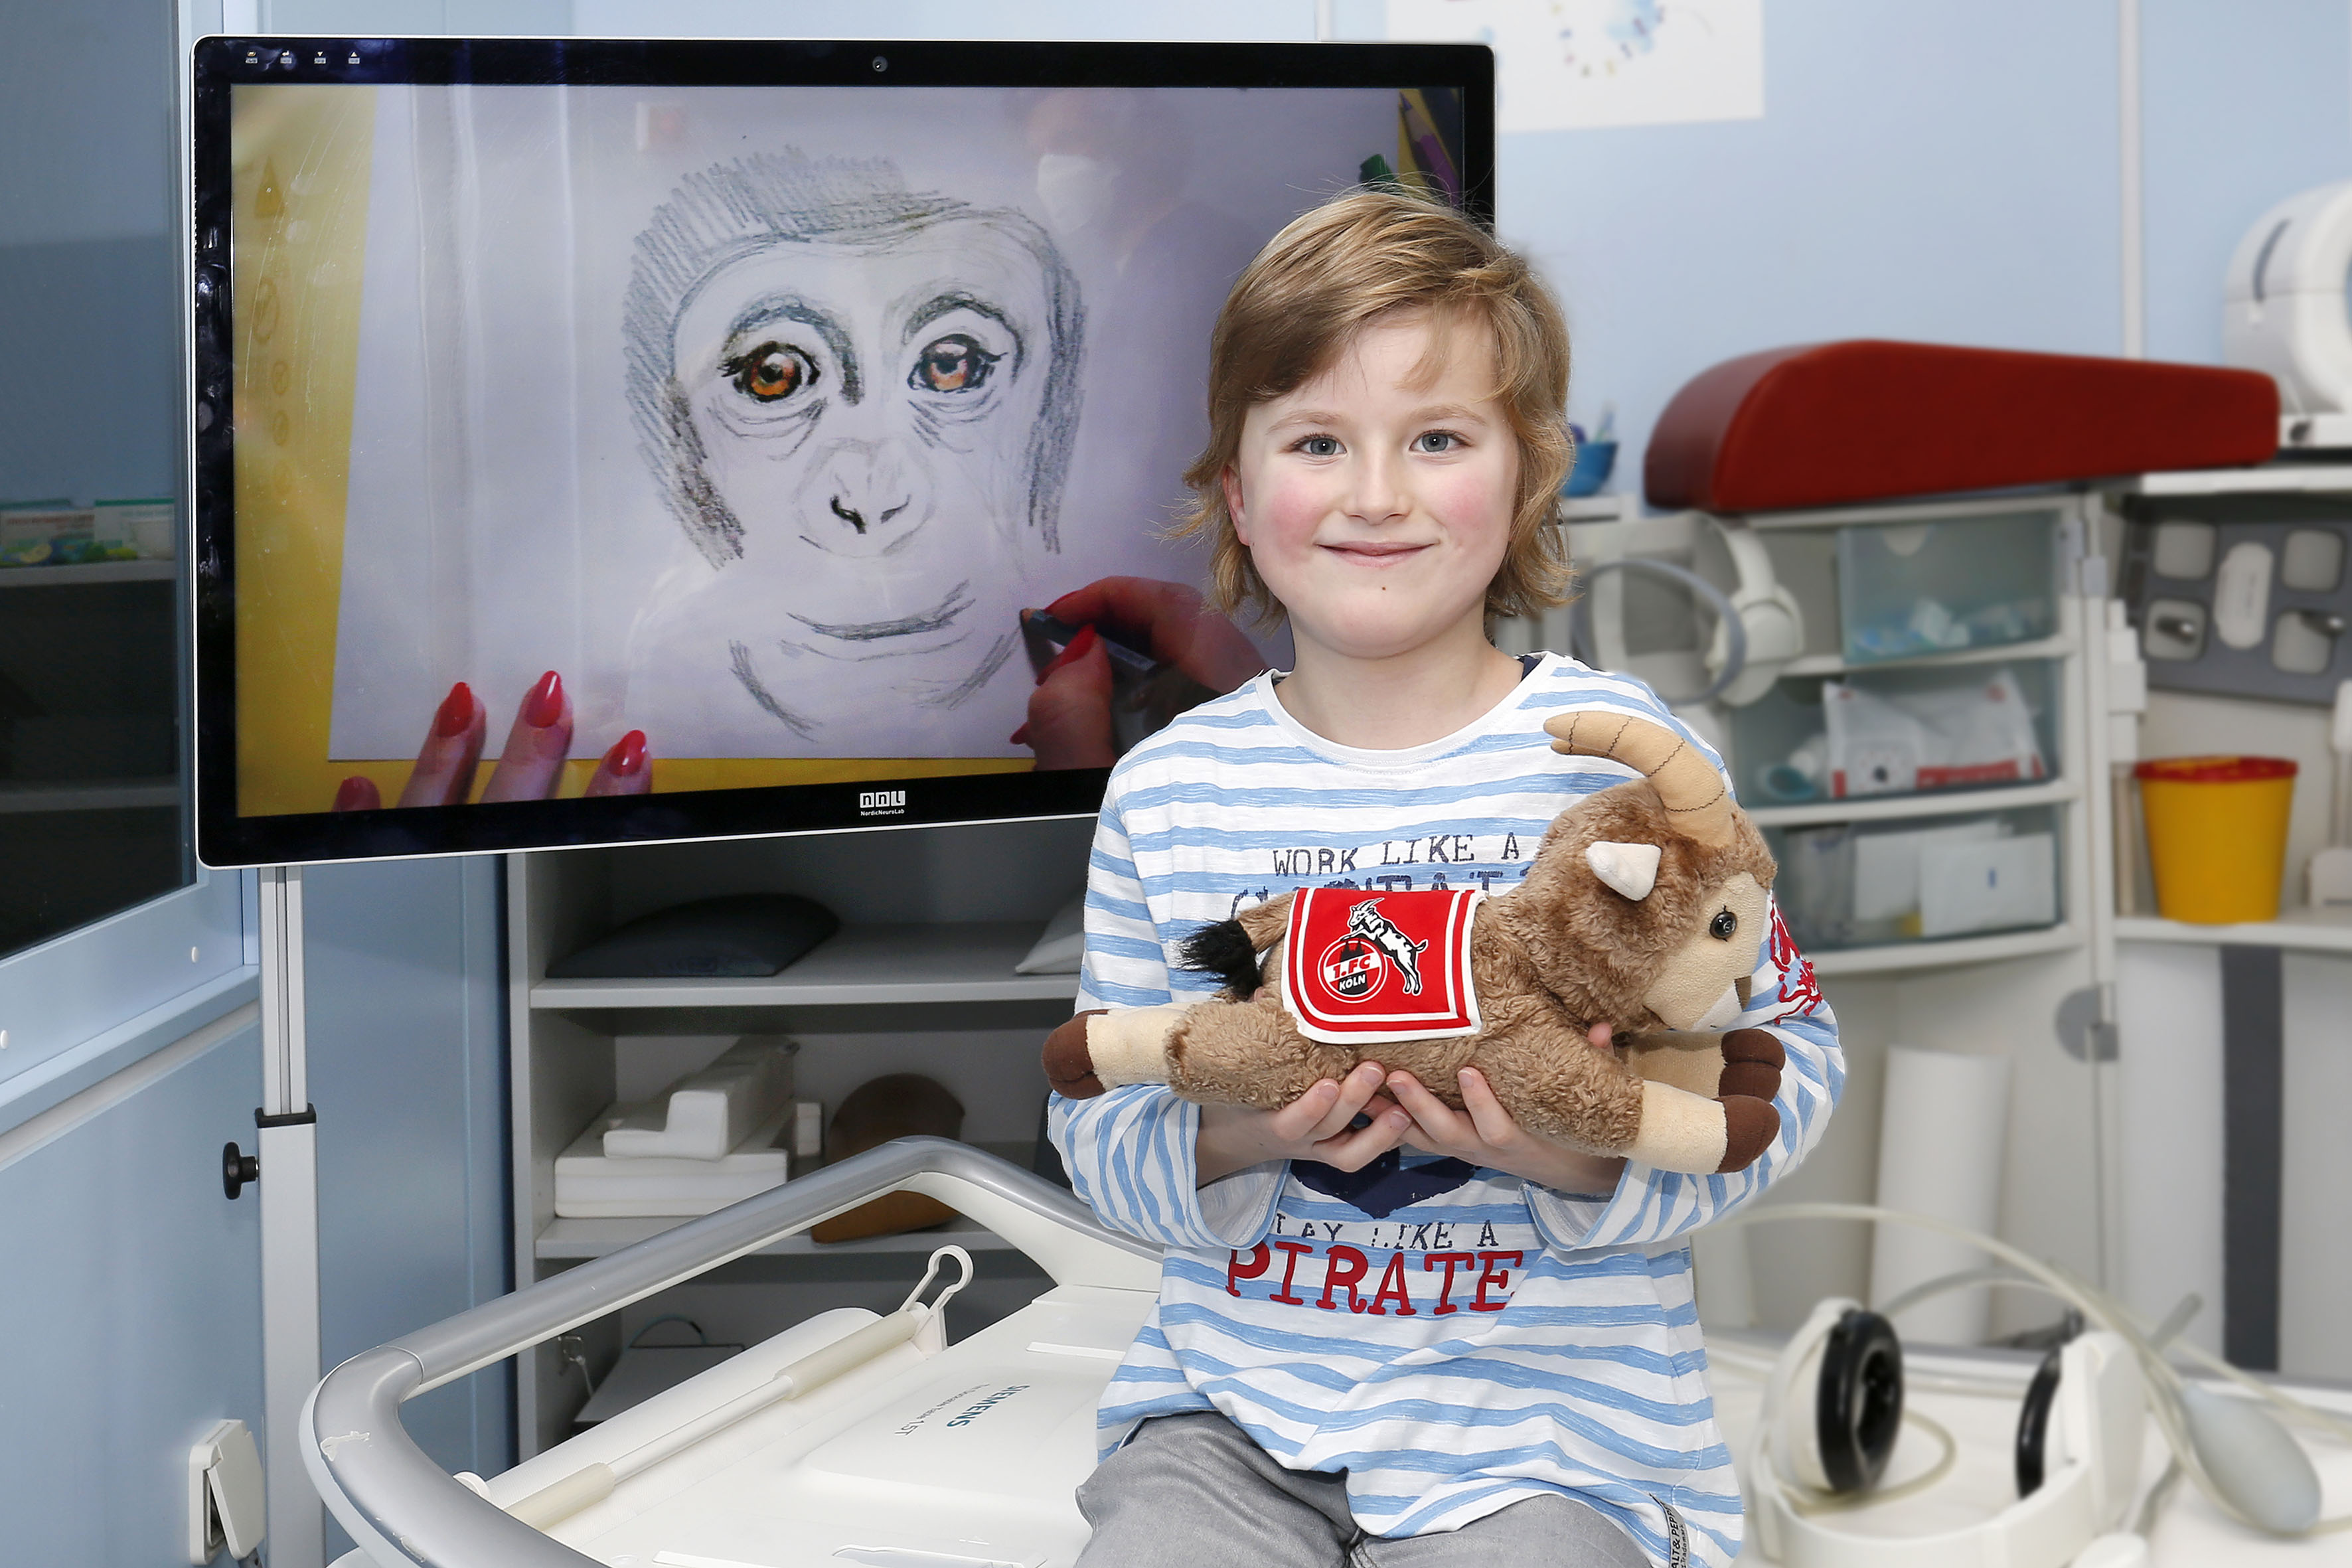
[1224,310,1519,665]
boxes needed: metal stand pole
[258,865,324,1568]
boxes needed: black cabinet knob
[222,1140,260,1200]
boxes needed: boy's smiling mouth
[1323,540,1433,563]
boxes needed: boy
[1048,189,1841,1568]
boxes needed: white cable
[1774,1409,1959,1516]
[1705,1341,2020,1401]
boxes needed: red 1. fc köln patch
[1279,887,1485,1045]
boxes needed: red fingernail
[524,670,564,729]
[1009,724,1031,746]
[333,775,377,812]
[433,681,475,738]
[603,729,647,777]
[1037,623,1098,682]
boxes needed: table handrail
[304,1138,1159,1568]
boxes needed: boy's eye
[1297,435,1342,457]
[1413,431,1459,453]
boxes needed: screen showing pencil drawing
[623,150,1086,753]
[226,82,1416,815]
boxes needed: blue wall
[2142,0,2352,366]
[1490,3,2128,477]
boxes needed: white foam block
[603,1038,795,1160]
[558,1103,793,1217]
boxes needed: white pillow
[1014,890,1087,975]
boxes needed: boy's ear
[1221,465,1250,544]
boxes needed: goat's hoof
[1043,1010,1109,1098]
[1715,1095,1779,1172]
[1717,1028,1784,1101]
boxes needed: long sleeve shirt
[1048,653,1843,1568]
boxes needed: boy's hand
[1386,1054,1630,1197]
[1196,1061,1410,1186]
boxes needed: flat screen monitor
[190,37,1492,867]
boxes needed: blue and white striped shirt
[1048,653,1843,1567]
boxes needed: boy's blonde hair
[1174,187,1574,627]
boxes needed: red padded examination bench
[1642,339,2280,513]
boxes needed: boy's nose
[1346,449,1411,523]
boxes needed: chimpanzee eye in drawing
[909,333,1000,394]
[725,341,817,403]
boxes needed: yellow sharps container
[2134,755,2298,923]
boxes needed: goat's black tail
[1178,919,1264,1000]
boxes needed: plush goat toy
[1042,711,1789,1174]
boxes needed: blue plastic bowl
[1565,438,1618,497]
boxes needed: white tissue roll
[1690,1221,1756,1331]
[1870,1046,2011,1345]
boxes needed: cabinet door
[0,1014,265,1565]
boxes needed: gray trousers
[1073,1411,1654,1568]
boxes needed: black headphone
[1753,1298,2148,1568]
[1773,1299,2084,1502]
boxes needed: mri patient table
[307,1138,2352,1568]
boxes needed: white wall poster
[1386,0,1765,132]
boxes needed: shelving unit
[1729,495,2097,975]
[505,820,1093,1457]
[2102,463,2352,1380]
[0,550,183,954]
[1495,488,2118,1337]
[1512,491,2104,977]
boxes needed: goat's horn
[1544,709,1736,846]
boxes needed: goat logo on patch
[1283,886,1486,1044]
[1342,899,1428,995]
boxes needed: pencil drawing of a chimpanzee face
[624,153,1083,743]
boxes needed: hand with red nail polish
[1022,624,1117,769]
[333,775,382,813]
[584,730,649,797]
[339,672,655,809]
[481,670,573,803]
[1035,622,1099,682]
[1016,578,1265,771]
[390,680,486,807]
